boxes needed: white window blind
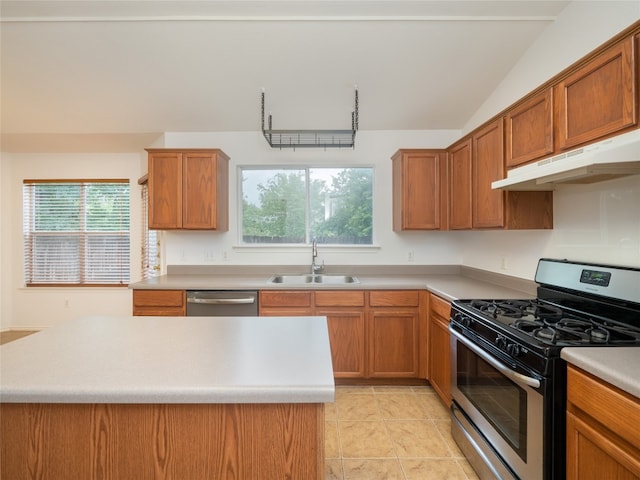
[23,180,130,286]
[140,180,160,279]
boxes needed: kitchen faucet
[311,238,324,275]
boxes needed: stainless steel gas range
[449,258,640,480]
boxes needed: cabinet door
[320,309,366,378]
[429,294,451,406]
[473,118,505,229]
[567,412,640,479]
[448,139,473,230]
[392,150,446,231]
[556,37,636,150]
[369,308,419,378]
[132,289,186,316]
[506,88,554,168]
[148,152,182,229]
[182,152,216,229]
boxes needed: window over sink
[240,167,373,245]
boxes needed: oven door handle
[450,328,541,389]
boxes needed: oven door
[450,327,544,480]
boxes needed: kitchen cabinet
[316,291,367,378]
[448,138,473,230]
[259,289,425,381]
[132,289,186,316]
[447,120,553,230]
[391,149,448,231]
[566,365,640,479]
[147,148,229,230]
[259,290,313,316]
[556,37,637,151]
[505,88,554,168]
[368,290,422,378]
[473,118,506,228]
[428,293,451,407]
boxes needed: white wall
[1,152,146,330]
[157,130,463,268]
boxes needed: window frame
[22,178,131,287]
[238,165,375,246]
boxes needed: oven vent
[493,129,640,190]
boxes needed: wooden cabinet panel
[148,151,182,229]
[448,139,473,230]
[1,402,324,480]
[132,289,185,316]
[567,365,640,479]
[182,151,228,230]
[428,293,451,406]
[147,149,229,230]
[392,149,447,231]
[473,118,505,229]
[315,291,365,307]
[259,291,313,309]
[370,290,420,307]
[506,88,554,168]
[321,310,366,378]
[369,309,419,377]
[556,37,637,150]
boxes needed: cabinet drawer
[315,291,365,307]
[567,365,640,450]
[369,290,420,307]
[133,290,185,308]
[430,293,451,320]
[260,291,312,308]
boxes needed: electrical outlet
[408,251,415,262]
[223,251,228,261]
[64,299,70,308]
[500,256,509,270]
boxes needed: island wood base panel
[1,402,324,480]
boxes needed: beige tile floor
[325,386,480,480]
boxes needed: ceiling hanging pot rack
[261,87,358,150]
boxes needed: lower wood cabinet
[566,365,640,479]
[428,293,451,406]
[259,289,425,380]
[132,289,186,316]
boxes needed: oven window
[457,343,528,461]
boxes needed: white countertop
[0,315,335,404]
[130,272,535,302]
[561,347,640,399]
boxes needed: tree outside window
[241,167,373,245]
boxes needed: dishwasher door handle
[187,297,256,305]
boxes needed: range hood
[492,128,640,190]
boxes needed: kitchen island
[0,315,334,480]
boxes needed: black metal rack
[261,88,358,150]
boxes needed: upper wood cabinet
[392,149,448,231]
[506,88,554,168]
[147,149,229,230]
[473,118,506,228]
[556,37,637,151]
[448,138,473,230]
[447,122,553,230]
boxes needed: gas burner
[534,327,557,342]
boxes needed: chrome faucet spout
[311,238,324,274]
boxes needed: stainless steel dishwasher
[186,291,258,316]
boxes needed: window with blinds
[23,180,131,286]
[140,180,160,279]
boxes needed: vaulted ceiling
[1,0,574,150]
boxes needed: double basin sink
[268,274,359,285]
